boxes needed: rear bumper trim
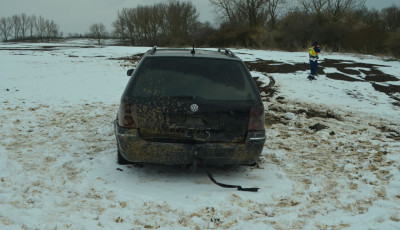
[249,137,266,141]
[114,121,265,165]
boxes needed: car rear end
[114,49,265,165]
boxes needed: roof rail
[218,48,237,58]
[149,45,157,54]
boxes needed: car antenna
[191,44,195,55]
[150,45,157,54]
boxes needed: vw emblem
[190,104,199,112]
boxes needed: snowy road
[1,40,399,229]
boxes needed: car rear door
[123,56,262,144]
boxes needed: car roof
[144,47,242,61]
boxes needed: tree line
[110,0,400,57]
[0,13,60,42]
[112,0,200,46]
[206,0,400,57]
[1,0,399,57]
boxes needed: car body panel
[114,48,266,165]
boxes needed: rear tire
[117,148,131,165]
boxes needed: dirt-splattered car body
[114,47,265,165]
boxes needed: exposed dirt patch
[246,60,309,73]
[322,58,387,68]
[0,45,97,52]
[265,101,342,128]
[336,67,361,75]
[246,58,395,82]
[253,76,277,99]
[372,83,400,105]
[0,48,55,52]
[325,73,363,82]
[111,53,145,68]
[109,53,144,62]
[363,72,399,82]
[246,58,400,106]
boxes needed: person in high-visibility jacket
[308,41,321,81]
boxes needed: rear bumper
[114,120,265,165]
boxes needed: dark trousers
[310,60,318,75]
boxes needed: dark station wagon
[114,47,266,166]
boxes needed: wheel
[117,148,131,165]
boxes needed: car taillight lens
[247,106,265,131]
[118,102,139,128]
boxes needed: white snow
[1,39,399,229]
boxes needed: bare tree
[298,0,365,21]
[89,23,107,45]
[165,0,199,44]
[44,19,59,42]
[359,7,381,26]
[209,0,270,27]
[148,4,165,41]
[20,13,30,40]
[298,0,329,17]
[135,5,151,41]
[35,16,46,41]
[381,5,400,32]
[0,17,13,42]
[113,1,202,46]
[118,8,138,45]
[266,0,286,29]
[209,0,242,25]
[327,0,365,22]
[234,0,269,27]
[113,13,127,43]
[12,15,21,40]
[29,15,36,38]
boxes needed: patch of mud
[265,100,342,128]
[361,71,398,82]
[246,58,400,106]
[0,45,96,52]
[109,53,144,62]
[322,58,387,69]
[253,76,277,99]
[110,53,145,68]
[246,60,309,73]
[372,83,400,105]
[325,73,363,82]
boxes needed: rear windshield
[128,57,258,101]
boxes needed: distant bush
[345,25,387,54]
[274,11,316,51]
[385,31,400,57]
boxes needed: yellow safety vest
[309,46,319,58]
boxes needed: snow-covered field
[1,40,399,229]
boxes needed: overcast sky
[1,0,399,35]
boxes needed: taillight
[118,102,139,128]
[247,106,265,131]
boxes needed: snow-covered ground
[1,40,399,229]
